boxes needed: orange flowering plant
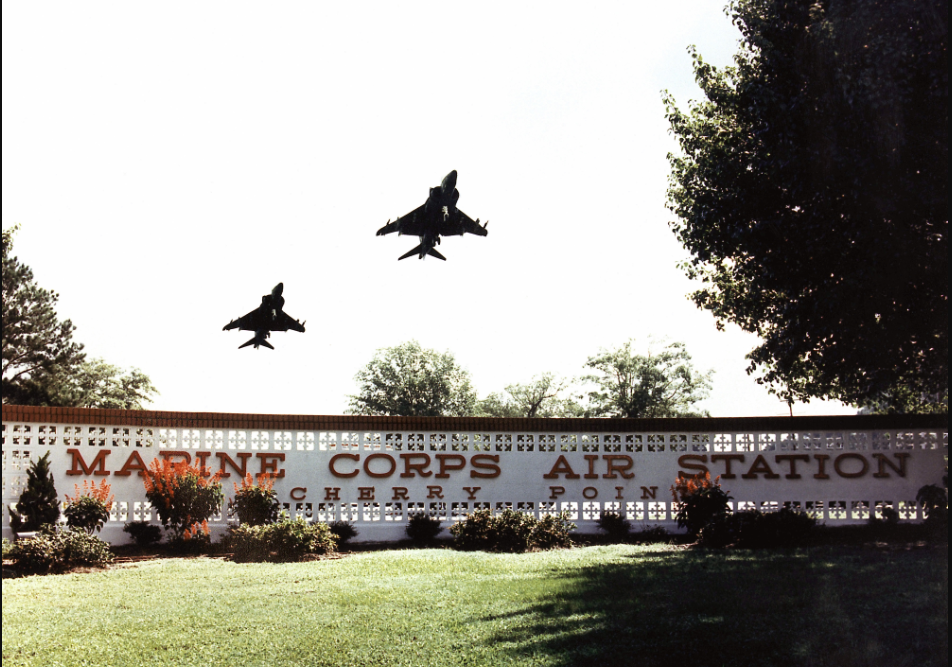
[142,458,224,538]
[228,473,280,526]
[64,480,115,534]
[670,471,732,537]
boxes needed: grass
[2,544,947,667]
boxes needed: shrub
[450,508,575,553]
[123,521,162,547]
[229,516,337,562]
[596,510,631,541]
[142,458,224,539]
[406,512,444,545]
[228,473,280,526]
[329,520,358,546]
[697,509,817,548]
[8,452,60,533]
[8,525,114,575]
[63,480,114,534]
[671,472,732,537]
[631,525,669,544]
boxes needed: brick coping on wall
[2,404,947,432]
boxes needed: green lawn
[2,544,947,667]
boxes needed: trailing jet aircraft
[222,283,305,349]
[376,170,488,260]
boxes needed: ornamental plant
[228,473,280,526]
[449,508,575,552]
[63,480,114,534]
[229,515,337,562]
[671,471,732,538]
[141,458,224,539]
[8,524,114,575]
[9,452,60,533]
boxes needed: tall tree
[2,225,85,401]
[583,340,713,418]
[477,373,583,418]
[664,0,947,409]
[347,341,477,417]
[2,227,157,408]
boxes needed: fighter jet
[223,283,305,349]
[376,170,488,260]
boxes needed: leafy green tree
[477,373,584,418]
[663,0,947,409]
[348,340,477,416]
[2,228,157,408]
[583,340,712,418]
[2,225,85,403]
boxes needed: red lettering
[358,487,375,501]
[584,455,599,479]
[290,487,307,501]
[677,454,708,478]
[543,455,580,479]
[400,453,433,478]
[329,453,360,478]
[363,453,397,478]
[583,487,598,499]
[834,453,868,478]
[603,455,634,479]
[391,487,409,500]
[66,448,111,476]
[324,487,341,501]
[114,450,148,477]
[435,454,467,479]
[641,486,658,499]
[775,454,810,479]
[426,486,444,499]
[711,454,745,479]
[470,454,501,479]
[195,451,212,475]
[462,486,481,500]
[872,453,910,478]
[549,486,566,499]
[813,454,831,479]
[256,453,286,478]
[742,455,780,479]
[215,452,252,478]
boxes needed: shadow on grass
[483,546,948,667]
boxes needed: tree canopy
[2,227,158,408]
[476,373,583,418]
[664,0,947,410]
[347,340,477,417]
[582,340,713,418]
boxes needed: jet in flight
[376,170,488,260]
[223,283,305,349]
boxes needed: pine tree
[9,451,61,532]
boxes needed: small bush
[596,511,631,541]
[142,458,224,539]
[8,525,114,575]
[697,509,817,548]
[63,480,114,534]
[229,516,336,562]
[631,525,669,544]
[671,472,732,537]
[406,512,444,545]
[329,520,358,546]
[450,509,575,553]
[228,474,280,526]
[123,521,162,547]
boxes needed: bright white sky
[2,2,855,418]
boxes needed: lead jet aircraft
[376,170,488,260]
[223,282,305,349]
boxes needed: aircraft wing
[442,209,488,237]
[223,307,265,332]
[271,310,306,333]
[377,205,426,237]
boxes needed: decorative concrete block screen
[2,406,947,544]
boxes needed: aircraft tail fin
[239,336,274,350]
[399,244,424,260]
[427,247,447,261]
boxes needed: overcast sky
[2,2,855,418]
